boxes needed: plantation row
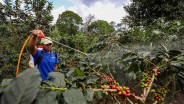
[1,46,184,104]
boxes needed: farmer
[29,30,59,81]
[28,41,43,68]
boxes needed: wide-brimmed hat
[41,37,53,45]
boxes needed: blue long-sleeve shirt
[32,49,59,80]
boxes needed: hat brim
[43,42,52,45]
[43,41,52,45]
[41,37,53,45]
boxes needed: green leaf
[121,53,138,62]
[43,72,66,87]
[153,30,161,34]
[126,72,137,80]
[170,61,183,67]
[126,72,136,80]
[73,69,85,76]
[1,79,12,86]
[34,90,60,104]
[0,88,4,94]
[86,75,99,84]
[84,88,94,102]
[121,52,136,61]
[94,91,103,100]
[160,44,168,52]
[101,78,108,83]
[1,67,42,104]
[66,69,75,77]
[63,88,87,104]
[177,56,184,61]
[72,76,85,81]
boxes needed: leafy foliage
[56,10,83,35]
[0,0,184,103]
[124,0,184,26]
[1,67,41,104]
[1,44,184,104]
[88,20,115,36]
[63,88,87,104]
[0,0,54,81]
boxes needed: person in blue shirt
[29,30,59,81]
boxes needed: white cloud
[0,0,4,4]
[0,0,130,25]
[82,2,125,23]
[51,6,66,24]
[52,1,129,24]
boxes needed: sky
[0,0,131,24]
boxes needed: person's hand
[31,30,45,38]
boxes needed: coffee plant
[0,45,184,104]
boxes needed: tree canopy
[88,20,115,36]
[124,0,184,26]
[56,10,83,36]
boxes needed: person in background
[29,30,59,81]
[28,41,43,68]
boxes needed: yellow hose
[16,35,31,77]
